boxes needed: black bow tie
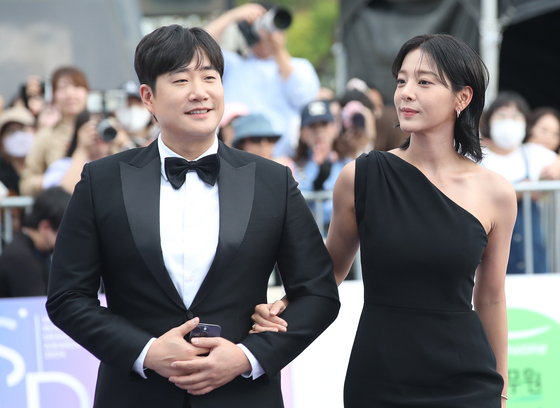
[164,154,220,189]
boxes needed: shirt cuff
[237,343,265,380]
[132,337,157,379]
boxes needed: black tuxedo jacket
[46,140,339,408]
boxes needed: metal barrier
[0,196,34,254]
[514,180,560,274]
[2,182,560,273]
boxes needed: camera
[87,89,127,142]
[96,118,118,142]
[238,7,292,46]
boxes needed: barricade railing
[3,181,560,273]
[513,180,560,274]
[0,196,34,254]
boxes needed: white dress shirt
[133,136,263,380]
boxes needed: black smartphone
[188,323,222,342]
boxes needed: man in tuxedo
[46,25,339,408]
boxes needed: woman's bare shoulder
[474,164,517,207]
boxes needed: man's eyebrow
[168,65,217,75]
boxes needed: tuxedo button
[186,311,194,321]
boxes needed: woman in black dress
[252,34,515,407]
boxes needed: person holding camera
[42,110,132,193]
[20,66,89,196]
[206,3,320,158]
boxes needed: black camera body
[87,89,127,142]
[238,7,292,47]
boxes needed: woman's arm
[250,161,361,332]
[326,161,360,285]
[473,173,517,406]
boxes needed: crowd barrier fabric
[1,275,559,407]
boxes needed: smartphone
[188,323,221,342]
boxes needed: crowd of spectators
[1,2,560,298]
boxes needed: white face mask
[2,131,35,157]
[490,119,526,150]
[116,105,152,134]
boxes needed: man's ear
[140,84,157,121]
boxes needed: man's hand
[143,317,210,378]
[231,3,267,25]
[168,337,251,395]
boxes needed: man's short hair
[134,25,224,95]
[23,187,71,231]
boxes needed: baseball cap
[232,113,281,147]
[301,100,334,127]
[0,106,35,136]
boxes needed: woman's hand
[249,298,289,334]
[75,119,98,156]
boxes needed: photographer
[43,110,131,194]
[206,3,320,158]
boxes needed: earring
[456,109,461,118]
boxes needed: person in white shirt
[206,3,320,158]
[480,91,559,273]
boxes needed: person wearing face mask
[115,81,155,146]
[19,67,89,196]
[480,91,559,274]
[0,106,36,196]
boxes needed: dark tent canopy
[341,0,560,110]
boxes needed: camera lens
[97,119,118,142]
[273,9,292,30]
[192,327,201,336]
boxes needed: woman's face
[489,103,525,125]
[527,114,560,152]
[393,48,459,137]
[53,76,88,119]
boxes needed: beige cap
[0,106,35,135]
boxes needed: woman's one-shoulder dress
[344,151,504,407]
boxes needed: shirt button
[189,276,195,281]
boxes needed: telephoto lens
[97,119,118,142]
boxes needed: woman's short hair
[134,25,224,95]
[51,66,89,95]
[391,34,489,163]
[479,90,531,140]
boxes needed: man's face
[141,52,224,145]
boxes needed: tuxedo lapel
[191,146,255,308]
[120,142,185,310]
